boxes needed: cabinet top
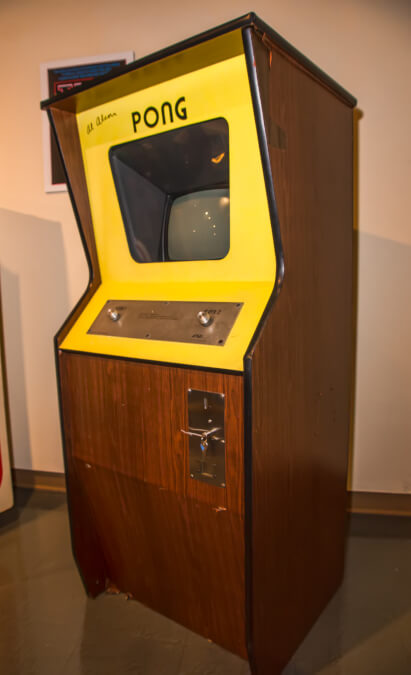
[40,12,356,112]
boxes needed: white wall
[0,0,410,491]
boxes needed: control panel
[88,300,243,346]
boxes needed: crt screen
[168,189,230,261]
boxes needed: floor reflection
[1,491,410,675]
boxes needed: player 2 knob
[108,308,121,322]
[197,310,213,327]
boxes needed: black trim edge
[40,14,255,109]
[243,353,254,668]
[251,14,356,107]
[41,13,356,111]
[241,26,286,671]
[242,28,285,360]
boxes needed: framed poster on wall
[40,51,134,193]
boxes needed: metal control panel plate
[184,389,225,487]
[88,300,243,346]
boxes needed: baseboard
[11,471,411,516]
[12,469,66,493]
[348,490,411,517]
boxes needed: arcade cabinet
[41,14,356,674]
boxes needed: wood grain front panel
[58,353,244,508]
[58,351,246,657]
[248,34,354,674]
[64,461,108,597]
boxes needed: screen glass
[168,189,230,261]
[109,119,229,263]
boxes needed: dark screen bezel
[109,117,230,264]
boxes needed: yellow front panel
[61,31,276,371]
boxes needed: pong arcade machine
[42,14,356,674]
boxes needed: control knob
[107,308,121,322]
[197,310,213,327]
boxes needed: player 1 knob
[108,308,121,322]
[197,310,213,327]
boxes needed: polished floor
[0,490,410,675]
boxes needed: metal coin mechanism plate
[185,389,226,487]
[88,300,243,346]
